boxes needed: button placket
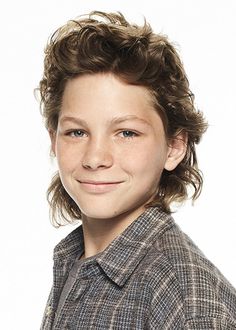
[70,278,91,302]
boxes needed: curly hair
[38,11,208,226]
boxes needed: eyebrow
[59,115,152,127]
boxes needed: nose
[81,137,113,170]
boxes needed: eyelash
[65,129,139,139]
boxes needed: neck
[80,206,146,259]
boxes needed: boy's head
[39,11,208,225]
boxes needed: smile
[78,180,123,194]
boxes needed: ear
[49,129,56,157]
[164,131,188,171]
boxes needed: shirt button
[46,305,53,316]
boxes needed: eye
[64,129,139,139]
[120,130,138,138]
[66,129,86,138]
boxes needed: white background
[0,0,235,329]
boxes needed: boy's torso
[41,207,236,329]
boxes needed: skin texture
[50,73,187,259]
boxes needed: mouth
[79,180,123,185]
[78,180,123,193]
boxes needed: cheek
[56,142,79,172]
[55,137,168,178]
[121,142,166,178]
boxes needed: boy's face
[51,73,184,221]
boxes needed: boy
[39,11,236,329]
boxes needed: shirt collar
[53,206,174,287]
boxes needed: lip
[79,180,123,185]
[78,180,123,194]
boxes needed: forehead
[60,73,166,134]
[61,73,155,115]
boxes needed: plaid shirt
[40,207,236,329]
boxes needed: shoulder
[143,220,236,326]
[53,225,83,261]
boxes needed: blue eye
[121,130,138,138]
[65,129,138,139]
[67,130,85,137]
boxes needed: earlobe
[164,132,188,171]
[49,129,56,157]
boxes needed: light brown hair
[38,11,208,226]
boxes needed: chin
[77,198,132,220]
[81,209,122,220]
[78,198,147,222]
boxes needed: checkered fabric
[40,207,236,329]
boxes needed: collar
[53,206,174,287]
